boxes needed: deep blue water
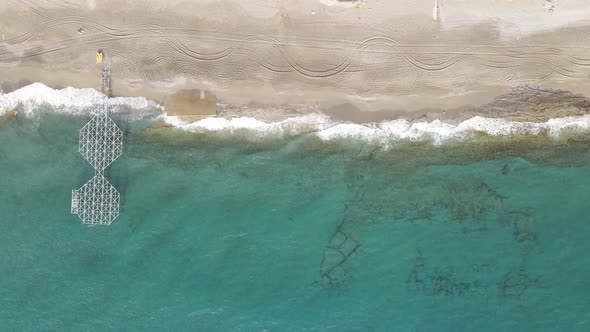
[1,111,590,331]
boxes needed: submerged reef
[316,147,548,297]
[498,268,541,297]
[317,152,511,287]
[406,249,481,297]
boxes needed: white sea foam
[164,113,334,137]
[4,83,590,145]
[318,116,590,144]
[0,82,162,116]
[166,113,590,145]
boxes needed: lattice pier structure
[71,108,123,225]
[101,62,112,97]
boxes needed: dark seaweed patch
[498,268,540,297]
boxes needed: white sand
[1,0,590,116]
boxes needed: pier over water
[71,109,123,225]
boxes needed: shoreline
[3,79,590,124]
[3,82,590,149]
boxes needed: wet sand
[2,0,590,121]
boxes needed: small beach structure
[71,107,123,225]
[97,49,111,97]
[165,88,217,117]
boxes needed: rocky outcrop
[473,85,590,122]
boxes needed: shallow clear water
[1,111,590,331]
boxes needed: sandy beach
[2,0,590,121]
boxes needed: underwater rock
[406,249,426,291]
[431,271,455,296]
[407,249,481,297]
[1,109,17,123]
[502,163,510,175]
[498,268,540,297]
[320,229,360,283]
[438,179,506,222]
[502,210,539,251]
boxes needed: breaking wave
[165,114,590,145]
[3,83,590,145]
[0,82,162,116]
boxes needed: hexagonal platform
[79,113,123,173]
[72,111,123,225]
[71,174,120,225]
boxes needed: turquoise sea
[1,108,590,331]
